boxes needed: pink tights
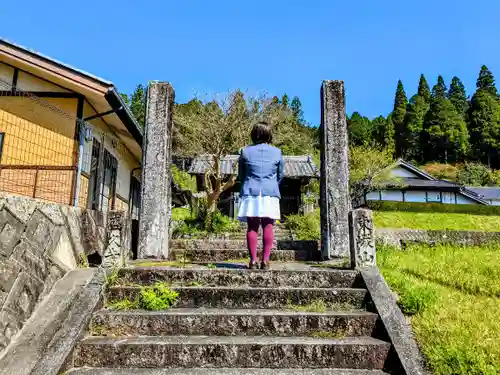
[247,217,274,263]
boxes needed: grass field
[373,211,500,231]
[378,243,500,375]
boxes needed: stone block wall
[0,193,130,355]
[375,227,500,248]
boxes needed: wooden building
[188,154,319,219]
[364,159,488,205]
[0,38,142,215]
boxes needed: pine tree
[468,90,500,166]
[347,112,373,146]
[385,115,396,154]
[431,76,447,100]
[130,84,146,128]
[281,94,289,108]
[290,96,304,125]
[120,93,130,106]
[477,65,497,95]
[448,76,468,115]
[393,80,408,157]
[418,74,431,102]
[423,97,469,163]
[372,116,387,145]
[404,94,429,161]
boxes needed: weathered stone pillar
[320,80,350,259]
[349,208,376,268]
[138,82,174,259]
[102,211,130,267]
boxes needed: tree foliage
[448,76,468,115]
[173,90,298,224]
[423,97,469,163]
[393,80,408,157]
[349,146,399,206]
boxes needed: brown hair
[251,122,272,145]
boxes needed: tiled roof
[467,186,500,200]
[399,178,459,188]
[188,155,319,178]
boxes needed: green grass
[379,243,500,375]
[286,208,500,241]
[374,210,500,231]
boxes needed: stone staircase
[63,237,395,374]
[169,224,321,263]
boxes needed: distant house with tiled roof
[188,154,319,218]
[466,186,500,206]
[364,159,489,205]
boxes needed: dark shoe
[249,261,258,270]
[261,262,270,271]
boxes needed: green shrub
[172,210,240,238]
[367,201,500,216]
[422,163,459,181]
[139,282,179,311]
[209,210,241,233]
[285,209,320,240]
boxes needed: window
[129,177,141,220]
[87,138,118,211]
[88,139,100,210]
[0,133,4,163]
[100,149,118,211]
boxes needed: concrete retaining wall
[0,193,128,356]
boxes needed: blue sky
[2,0,500,125]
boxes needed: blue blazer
[237,143,285,198]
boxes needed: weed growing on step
[106,297,139,310]
[134,260,190,268]
[206,263,217,269]
[106,282,180,311]
[77,252,89,268]
[139,282,179,311]
[104,267,120,286]
[378,243,500,375]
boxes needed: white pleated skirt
[237,195,281,222]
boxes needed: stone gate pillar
[320,80,350,259]
[138,82,174,259]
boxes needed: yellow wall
[0,100,77,165]
[0,66,78,204]
[0,62,139,210]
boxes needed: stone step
[106,286,368,309]
[67,367,390,374]
[115,268,363,289]
[74,335,390,369]
[173,233,293,241]
[170,239,318,251]
[170,249,315,262]
[90,308,378,337]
